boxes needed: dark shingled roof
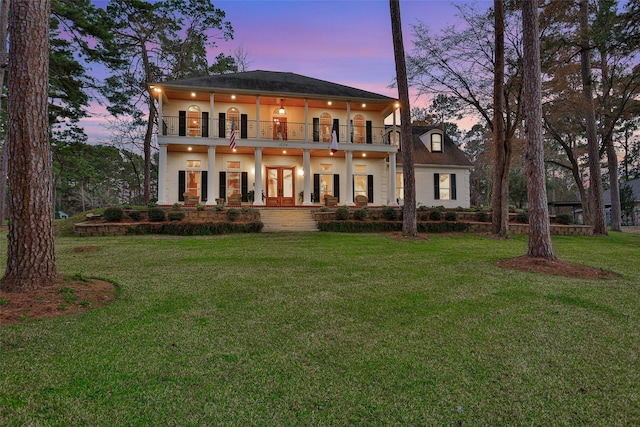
[159,70,396,101]
[603,177,640,205]
[396,125,473,167]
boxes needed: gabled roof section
[156,70,396,102]
[603,177,640,205]
[396,125,472,168]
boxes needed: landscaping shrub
[353,208,368,220]
[429,210,442,221]
[516,212,529,223]
[556,214,576,225]
[477,211,490,222]
[444,211,458,221]
[420,213,429,221]
[167,211,186,221]
[196,203,206,211]
[127,210,142,221]
[103,207,124,222]
[418,221,470,233]
[335,206,350,220]
[381,206,399,221]
[226,208,240,222]
[172,203,181,209]
[148,207,166,222]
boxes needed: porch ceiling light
[279,104,286,114]
[191,92,196,97]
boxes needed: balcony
[160,116,397,145]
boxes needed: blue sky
[81,0,492,142]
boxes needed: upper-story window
[431,133,443,152]
[187,105,201,137]
[320,113,332,142]
[353,114,365,143]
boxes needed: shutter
[313,118,320,142]
[162,120,168,136]
[218,113,226,138]
[350,119,354,143]
[333,119,339,142]
[201,112,209,137]
[366,121,372,144]
[333,174,340,200]
[201,171,208,202]
[178,170,186,201]
[241,114,248,139]
[178,111,186,136]
[219,171,226,199]
[434,173,440,200]
[313,174,320,202]
[367,175,374,203]
[241,172,248,202]
[451,174,457,200]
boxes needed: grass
[1,231,639,426]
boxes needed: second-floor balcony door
[273,118,287,140]
[266,167,295,207]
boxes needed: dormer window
[431,133,443,152]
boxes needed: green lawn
[1,231,639,426]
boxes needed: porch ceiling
[166,144,389,159]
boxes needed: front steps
[259,209,318,232]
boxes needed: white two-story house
[150,70,471,208]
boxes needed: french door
[266,167,295,206]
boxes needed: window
[354,165,367,198]
[431,133,442,152]
[320,113,332,142]
[396,172,403,204]
[186,160,201,197]
[227,161,241,197]
[187,105,201,137]
[353,114,365,143]
[227,107,239,134]
[434,173,456,200]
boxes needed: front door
[266,167,295,206]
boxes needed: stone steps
[259,209,318,232]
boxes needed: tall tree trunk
[522,0,555,259]
[580,0,608,235]
[390,0,416,236]
[2,0,56,292]
[491,0,509,238]
[0,0,10,226]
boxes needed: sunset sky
[81,0,492,142]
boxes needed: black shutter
[241,172,248,202]
[162,120,168,136]
[178,111,186,136]
[434,173,440,200]
[333,174,340,200]
[201,112,209,137]
[367,175,374,203]
[313,174,320,201]
[313,118,320,142]
[219,171,226,199]
[178,170,186,201]
[201,171,208,202]
[241,114,248,139]
[333,119,340,142]
[451,174,457,200]
[350,119,354,142]
[366,121,372,144]
[218,113,226,138]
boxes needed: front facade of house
[151,70,471,208]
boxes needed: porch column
[209,93,215,139]
[255,96,260,139]
[303,149,311,205]
[157,92,163,134]
[207,145,216,206]
[304,99,309,141]
[346,102,351,143]
[346,151,354,206]
[389,152,398,206]
[157,143,167,205]
[253,147,265,206]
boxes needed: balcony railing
[160,116,396,145]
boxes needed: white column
[207,146,216,206]
[303,149,311,205]
[157,143,167,205]
[346,102,351,143]
[389,152,397,206]
[255,96,260,139]
[254,147,265,206]
[304,99,309,141]
[157,92,163,134]
[346,151,354,206]
[209,93,215,139]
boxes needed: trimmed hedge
[126,221,264,235]
[318,221,469,233]
[103,207,124,222]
